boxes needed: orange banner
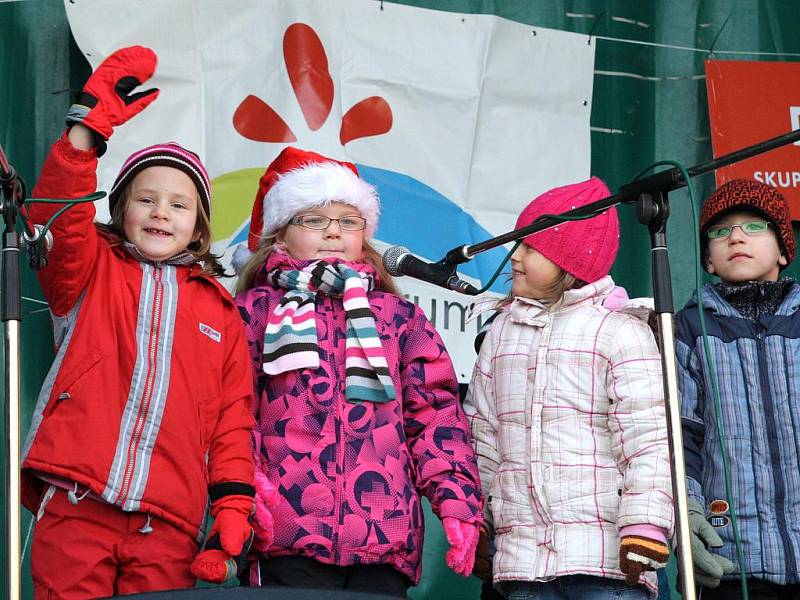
[706,60,800,220]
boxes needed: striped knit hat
[108,142,211,216]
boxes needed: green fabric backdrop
[3,1,800,598]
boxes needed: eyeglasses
[707,220,771,240]
[288,215,367,231]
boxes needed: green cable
[26,192,106,204]
[639,161,748,600]
[21,192,106,243]
[474,240,522,294]
[473,209,603,294]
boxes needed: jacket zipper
[329,296,344,562]
[118,265,164,506]
[755,328,797,577]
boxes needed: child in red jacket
[22,46,256,598]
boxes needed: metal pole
[1,142,23,600]
[4,319,21,600]
[445,128,800,265]
[642,192,695,599]
[657,312,695,599]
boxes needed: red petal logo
[340,97,393,145]
[284,23,334,132]
[233,23,392,146]
[233,95,296,142]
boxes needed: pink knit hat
[515,176,619,284]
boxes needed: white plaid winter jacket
[463,276,674,597]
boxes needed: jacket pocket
[47,347,104,417]
[490,468,534,530]
[195,399,206,454]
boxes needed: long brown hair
[234,230,399,296]
[96,182,225,276]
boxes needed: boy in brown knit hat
[675,178,800,599]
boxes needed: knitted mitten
[619,535,669,585]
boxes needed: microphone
[382,245,480,295]
[22,224,53,270]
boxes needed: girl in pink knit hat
[234,146,483,595]
[463,177,674,600]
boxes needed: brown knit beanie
[700,179,795,269]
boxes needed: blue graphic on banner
[358,165,509,294]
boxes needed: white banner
[66,0,595,380]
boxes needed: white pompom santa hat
[243,146,380,254]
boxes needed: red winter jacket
[21,134,254,540]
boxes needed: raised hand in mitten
[443,517,480,577]
[65,45,159,154]
[619,535,670,585]
[687,498,734,588]
[190,492,254,584]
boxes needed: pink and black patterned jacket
[235,263,482,583]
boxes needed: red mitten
[619,535,669,585]
[191,494,254,584]
[65,45,159,154]
[443,517,480,577]
[189,549,236,585]
[252,470,279,551]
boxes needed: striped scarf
[262,258,396,403]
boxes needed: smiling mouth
[144,228,172,237]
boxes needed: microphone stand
[0,142,29,600]
[441,127,800,600]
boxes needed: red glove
[443,517,480,577]
[191,494,254,584]
[619,535,669,585]
[65,45,159,154]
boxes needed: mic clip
[22,224,52,271]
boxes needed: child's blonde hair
[497,266,586,309]
[96,184,225,277]
[235,231,399,296]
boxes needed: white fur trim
[231,244,254,275]
[262,162,380,239]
